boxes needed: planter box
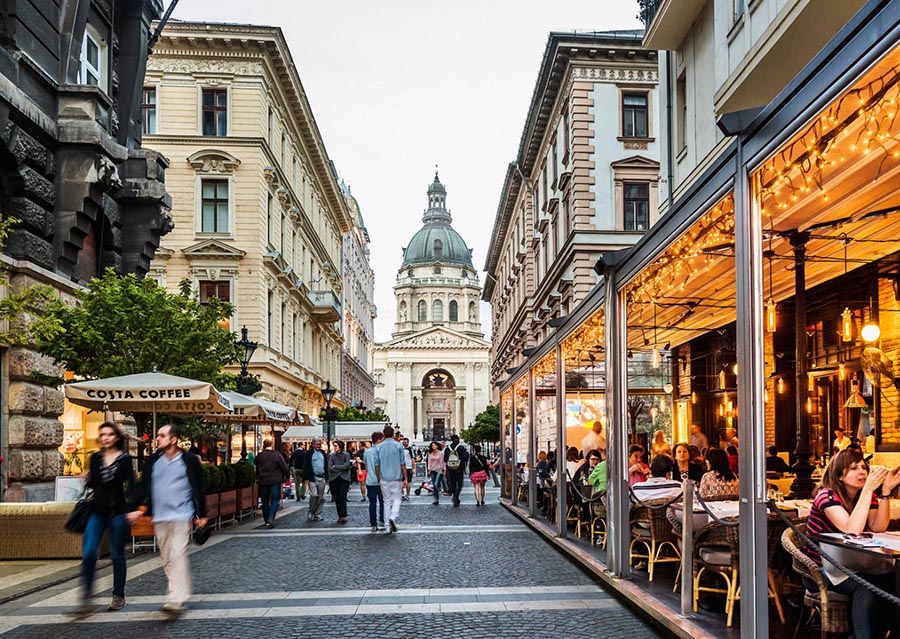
[205,493,220,520]
[237,486,254,510]
[219,490,237,516]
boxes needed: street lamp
[234,326,260,461]
[321,380,336,450]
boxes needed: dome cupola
[401,171,474,269]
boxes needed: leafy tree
[461,404,500,446]
[332,405,391,422]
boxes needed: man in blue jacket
[127,423,207,615]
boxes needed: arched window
[449,300,458,322]
[418,300,427,321]
[433,299,443,322]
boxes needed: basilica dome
[401,173,474,269]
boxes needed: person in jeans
[74,421,135,616]
[375,424,407,533]
[443,434,469,507]
[426,441,445,505]
[364,431,386,531]
[256,439,289,528]
[328,440,352,523]
[127,423,207,615]
[401,437,414,501]
[303,438,328,521]
[289,444,307,501]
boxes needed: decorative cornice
[571,66,658,83]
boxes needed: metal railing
[637,0,662,27]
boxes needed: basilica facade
[373,174,491,442]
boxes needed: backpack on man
[447,445,462,471]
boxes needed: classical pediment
[385,326,490,350]
[187,149,241,173]
[181,239,246,261]
[610,155,660,170]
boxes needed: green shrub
[231,461,255,488]
[203,464,222,494]
[218,463,235,491]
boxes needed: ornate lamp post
[321,380,337,450]
[235,326,260,461]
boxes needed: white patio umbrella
[65,371,233,434]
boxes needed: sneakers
[314,515,324,521]
[108,595,126,611]
[389,519,398,533]
[162,602,186,616]
[377,521,387,531]
[401,495,409,501]
[371,525,378,532]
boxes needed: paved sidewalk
[0,482,669,638]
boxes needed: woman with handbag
[74,421,135,617]
[469,445,490,507]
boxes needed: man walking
[256,439,289,528]
[364,431,386,531]
[289,444,307,501]
[303,438,328,522]
[127,424,207,615]
[401,437,414,501]
[375,425,407,533]
[444,434,469,507]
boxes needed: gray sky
[171,0,643,342]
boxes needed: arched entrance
[422,369,455,441]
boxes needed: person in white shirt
[631,455,682,503]
[833,427,851,452]
[401,437,414,501]
[580,421,606,456]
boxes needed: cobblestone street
[0,484,668,638]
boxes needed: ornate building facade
[1,0,171,501]
[373,174,490,441]
[484,31,660,394]
[340,187,376,409]
[145,22,351,423]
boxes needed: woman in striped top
[805,449,900,639]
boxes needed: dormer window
[433,239,443,258]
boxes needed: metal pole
[528,368,537,518]
[734,137,770,639]
[680,479,695,617]
[556,341,567,537]
[511,389,518,507]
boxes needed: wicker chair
[589,497,607,547]
[781,524,850,639]
[566,480,591,538]
[693,518,740,626]
[667,508,684,592]
[630,498,681,582]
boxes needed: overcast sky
[171,0,643,342]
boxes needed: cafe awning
[65,371,232,414]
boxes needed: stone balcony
[308,290,341,323]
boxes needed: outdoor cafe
[498,9,900,639]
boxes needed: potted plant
[203,464,221,523]
[218,463,237,522]
[232,461,256,514]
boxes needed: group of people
[76,421,208,618]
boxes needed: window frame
[142,86,158,135]
[201,88,229,137]
[198,178,231,235]
[449,300,459,322]
[623,182,650,232]
[622,92,650,139]
[417,300,427,322]
[78,25,107,90]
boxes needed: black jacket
[256,449,289,485]
[289,448,306,471]
[87,451,135,517]
[302,447,329,480]
[443,442,469,474]
[136,450,207,519]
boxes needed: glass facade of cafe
[498,7,900,637]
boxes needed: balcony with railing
[638,0,707,50]
[308,290,341,323]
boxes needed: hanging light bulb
[766,299,777,333]
[841,307,853,342]
[777,377,785,394]
[861,322,881,342]
[839,363,846,380]
[651,347,660,369]
[719,367,726,388]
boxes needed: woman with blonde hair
[650,430,671,459]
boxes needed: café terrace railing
[637,0,662,27]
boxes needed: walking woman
[426,441,445,505]
[469,445,491,506]
[76,421,134,616]
[328,440,352,523]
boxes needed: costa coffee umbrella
[65,371,233,434]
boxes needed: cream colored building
[484,31,660,392]
[145,22,352,416]
[373,174,490,441]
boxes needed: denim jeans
[429,471,443,502]
[330,477,350,518]
[366,484,384,526]
[82,512,127,598]
[804,573,894,639]
[259,483,281,523]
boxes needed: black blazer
[302,447,329,479]
[136,450,207,519]
[87,451,135,517]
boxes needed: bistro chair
[589,495,607,547]
[666,508,683,592]
[629,499,681,582]
[565,475,591,538]
[781,524,850,639]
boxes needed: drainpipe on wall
[664,51,675,207]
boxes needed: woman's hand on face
[864,466,888,493]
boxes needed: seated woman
[699,448,739,501]
[806,449,900,639]
[673,442,704,482]
[565,446,582,479]
[650,430,672,459]
[628,444,650,486]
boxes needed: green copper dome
[401,173,473,269]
